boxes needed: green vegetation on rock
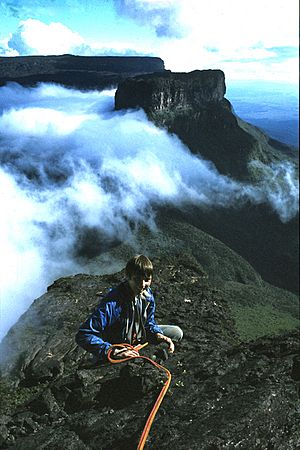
[231,303,299,342]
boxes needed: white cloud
[158,34,299,82]
[218,57,299,83]
[1,18,146,57]
[0,37,19,56]
[114,0,299,82]
[114,0,184,37]
[0,107,95,135]
[178,0,298,49]
[120,0,298,49]
[8,19,85,55]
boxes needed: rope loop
[107,342,172,450]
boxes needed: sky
[0,0,298,83]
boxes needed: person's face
[128,273,152,296]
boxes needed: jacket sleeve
[75,300,121,362]
[145,290,163,335]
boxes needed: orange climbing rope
[107,342,172,450]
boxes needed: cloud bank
[7,19,84,55]
[0,83,298,340]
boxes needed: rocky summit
[0,254,299,449]
[0,58,299,449]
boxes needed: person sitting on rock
[75,254,183,362]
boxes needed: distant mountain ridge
[0,55,166,89]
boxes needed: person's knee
[160,325,183,342]
[173,325,183,342]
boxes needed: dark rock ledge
[0,55,166,90]
[0,255,299,449]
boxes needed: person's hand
[111,347,139,359]
[156,333,175,353]
[140,289,152,301]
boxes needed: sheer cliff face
[115,70,299,294]
[115,70,296,182]
[115,69,226,112]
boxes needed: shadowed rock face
[115,69,226,111]
[0,254,299,449]
[0,55,166,90]
[115,71,299,294]
[115,70,297,183]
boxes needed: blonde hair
[125,254,153,279]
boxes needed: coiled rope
[107,342,171,450]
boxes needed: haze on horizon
[0,0,298,85]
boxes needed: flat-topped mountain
[115,69,226,110]
[115,70,297,182]
[114,70,299,293]
[0,55,166,89]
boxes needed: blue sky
[0,0,298,83]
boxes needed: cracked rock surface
[0,254,299,449]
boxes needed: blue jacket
[75,281,163,362]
